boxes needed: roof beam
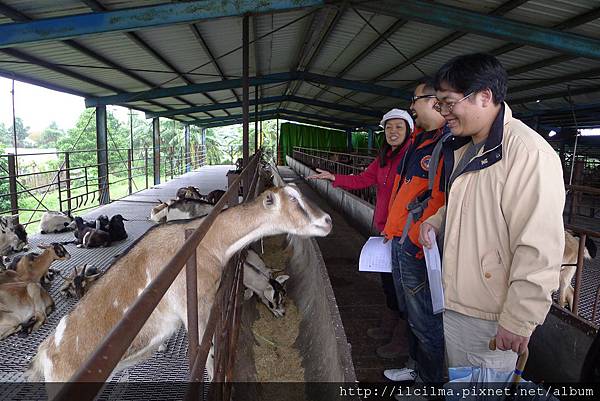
[190,23,240,103]
[145,94,382,119]
[0,0,325,49]
[79,0,218,117]
[334,0,527,107]
[190,108,371,129]
[0,68,91,97]
[85,71,411,107]
[355,0,600,60]
[508,66,600,95]
[511,85,600,105]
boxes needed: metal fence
[292,146,377,205]
[54,151,262,401]
[0,144,206,228]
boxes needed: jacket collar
[441,103,510,186]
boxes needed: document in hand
[423,231,444,314]
[358,236,392,273]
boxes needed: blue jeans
[391,238,445,383]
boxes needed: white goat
[559,230,597,310]
[27,184,332,384]
[39,211,74,234]
[0,215,23,256]
[243,249,289,317]
[150,198,214,223]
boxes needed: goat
[205,189,226,205]
[39,211,74,234]
[107,215,128,242]
[0,282,55,340]
[559,230,597,310]
[71,215,109,244]
[13,223,28,252]
[0,215,23,256]
[1,243,70,286]
[27,184,332,384]
[73,217,110,248]
[176,186,204,201]
[59,265,102,299]
[243,250,289,317]
[150,198,214,223]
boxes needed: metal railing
[0,144,206,227]
[292,147,377,205]
[54,151,262,401]
[566,184,600,224]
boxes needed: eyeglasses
[410,94,437,104]
[433,92,473,114]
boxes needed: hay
[251,234,303,382]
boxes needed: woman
[308,109,413,358]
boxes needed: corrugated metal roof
[0,0,599,129]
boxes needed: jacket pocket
[480,249,508,302]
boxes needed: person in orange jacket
[382,78,449,384]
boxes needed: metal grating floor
[0,166,230,398]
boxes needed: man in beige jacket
[419,53,565,371]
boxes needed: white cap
[380,108,414,132]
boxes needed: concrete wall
[286,156,376,237]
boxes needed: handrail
[54,151,260,401]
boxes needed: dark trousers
[391,237,445,383]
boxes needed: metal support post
[153,117,161,185]
[184,124,191,172]
[346,129,353,152]
[65,152,72,212]
[7,154,19,221]
[367,128,374,151]
[96,105,110,205]
[127,149,132,195]
[242,14,250,194]
[255,84,259,153]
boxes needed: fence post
[65,152,72,213]
[96,105,110,205]
[144,148,149,189]
[57,163,63,212]
[7,154,19,221]
[170,146,174,180]
[153,117,161,185]
[127,149,132,195]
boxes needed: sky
[0,77,131,133]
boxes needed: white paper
[423,231,445,314]
[359,236,392,273]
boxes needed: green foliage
[0,118,30,147]
[39,121,64,148]
[0,145,9,212]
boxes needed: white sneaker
[384,368,417,382]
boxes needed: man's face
[435,83,482,138]
[409,84,438,130]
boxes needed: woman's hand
[307,168,335,181]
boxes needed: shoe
[384,368,417,382]
[367,326,392,340]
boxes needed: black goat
[107,215,128,242]
[74,217,110,248]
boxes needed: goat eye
[289,196,297,203]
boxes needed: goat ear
[275,275,289,286]
[264,287,276,302]
[263,190,279,209]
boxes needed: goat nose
[325,216,332,226]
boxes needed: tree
[0,123,9,146]
[6,117,31,147]
[39,121,64,148]
[0,145,9,212]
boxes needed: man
[420,53,565,371]
[382,78,448,384]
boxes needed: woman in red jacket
[307,108,413,358]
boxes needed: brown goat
[0,282,54,340]
[1,243,70,285]
[27,185,332,383]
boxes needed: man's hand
[419,222,438,249]
[495,325,529,354]
[307,168,335,181]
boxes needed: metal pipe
[572,233,587,315]
[153,117,161,185]
[185,229,199,372]
[7,154,18,221]
[11,79,18,173]
[255,84,259,152]
[96,105,109,205]
[65,152,72,212]
[242,13,250,194]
